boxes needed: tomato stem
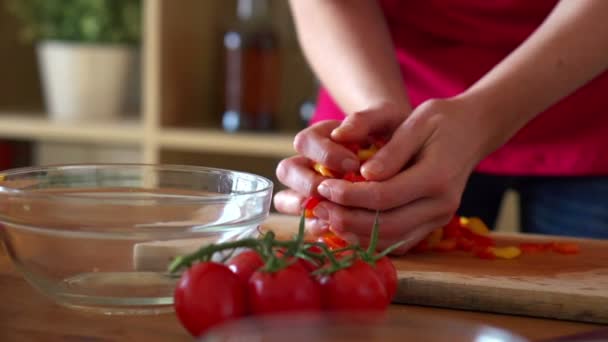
[366,210,381,255]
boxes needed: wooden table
[0,247,602,342]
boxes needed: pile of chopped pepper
[413,215,580,259]
[303,135,580,259]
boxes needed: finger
[276,155,326,196]
[272,189,306,215]
[330,107,406,143]
[361,114,432,181]
[317,161,434,210]
[315,197,450,239]
[293,120,360,173]
[272,190,330,236]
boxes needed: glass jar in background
[221,0,280,133]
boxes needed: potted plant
[7,0,141,122]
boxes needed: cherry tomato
[318,259,389,311]
[248,264,322,315]
[276,249,320,272]
[226,250,264,286]
[174,262,246,337]
[372,256,398,302]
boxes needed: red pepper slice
[474,246,497,260]
[433,239,458,252]
[343,171,366,182]
[302,196,322,218]
[518,243,546,254]
[456,237,475,252]
[443,215,463,239]
[317,231,349,250]
[552,242,580,254]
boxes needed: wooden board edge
[393,276,608,325]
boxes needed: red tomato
[318,259,389,311]
[276,249,320,272]
[226,250,265,286]
[248,264,322,315]
[174,262,246,337]
[372,256,398,302]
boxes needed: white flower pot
[37,41,138,122]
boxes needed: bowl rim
[0,163,274,203]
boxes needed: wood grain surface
[0,222,604,341]
[262,215,608,324]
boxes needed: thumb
[330,105,406,143]
[360,114,431,181]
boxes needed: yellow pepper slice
[313,163,335,177]
[461,216,490,235]
[357,145,379,161]
[490,246,522,259]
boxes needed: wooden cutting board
[261,215,608,324]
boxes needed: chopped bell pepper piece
[302,196,322,218]
[474,246,497,260]
[518,243,546,253]
[434,239,458,252]
[490,246,522,259]
[313,163,336,177]
[343,171,366,182]
[357,145,379,161]
[426,227,444,248]
[318,231,349,250]
[461,216,490,235]
[552,242,580,254]
[443,215,464,239]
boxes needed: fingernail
[317,183,331,198]
[341,158,358,171]
[363,160,384,176]
[313,205,329,220]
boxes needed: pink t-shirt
[311,0,608,176]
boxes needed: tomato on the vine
[174,262,246,337]
[371,256,398,302]
[318,259,389,311]
[248,264,322,314]
[226,250,265,286]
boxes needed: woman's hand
[273,103,407,236]
[292,97,490,254]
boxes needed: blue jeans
[457,173,608,238]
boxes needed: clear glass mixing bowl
[0,164,273,315]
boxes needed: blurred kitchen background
[0,0,518,231]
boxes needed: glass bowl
[0,164,273,315]
[200,312,529,342]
